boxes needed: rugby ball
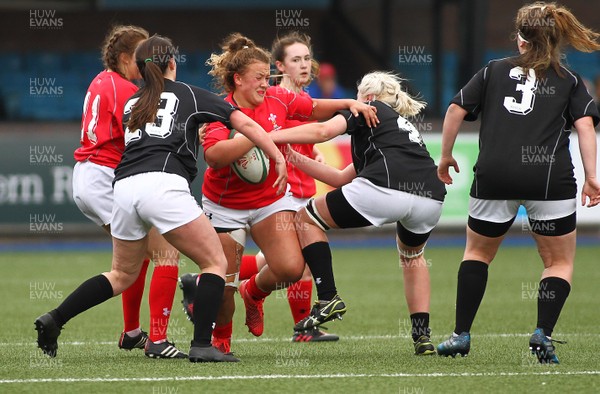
[229,130,270,184]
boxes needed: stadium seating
[0,49,597,120]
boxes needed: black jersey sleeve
[450,65,487,121]
[190,86,237,128]
[336,109,365,135]
[568,73,600,127]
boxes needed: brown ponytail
[101,25,149,79]
[207,33,271,93]
[513,2,600,77]
[127,35,176,132]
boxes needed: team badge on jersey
[268,113,281,131]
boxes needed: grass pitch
[1,241,599,393]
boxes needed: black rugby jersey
[115,79,236,185]
[338,101,446,202]
[452,57,599,200]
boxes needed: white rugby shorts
[469,198,576,222]
[201,195,297,230]
[286,195,310,212]
[111,172,202,240]
[72,161,114,227]
[341,177,442,234]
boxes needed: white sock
[125,327,141,337]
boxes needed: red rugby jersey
[285,118,317,199]
[202,86,313,209]
[74,70,137,169]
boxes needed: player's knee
[272,258,304,284]
[195,251,228,273]
[110,269,138,294]
[280,269,304,284]
[289,265,304,283]
[536,244,551,261]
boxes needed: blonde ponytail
[357,71,426,117]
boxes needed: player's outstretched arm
[574,116,600,207]
[438,103,466,185]
[287,147,356,188]
[271,114,347,145]
[310,99,379,127]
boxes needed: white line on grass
[3,333,598,347]
[1,371,600,384]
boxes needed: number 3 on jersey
[503,66,537,115]
[124,92,179,145]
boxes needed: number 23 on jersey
[124,92,180,145]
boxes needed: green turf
[1,245,599,393]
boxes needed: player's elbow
[447,103,467,118]
[328,178,346,188]
[205,159,223,169]
[329,165,355,188]
[316,123,337,142]
[204,150,226,169]
[326,170,352,188]
[574,116,594,133]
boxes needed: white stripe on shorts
[468,197,576,223]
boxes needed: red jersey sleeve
[202,121,230,154]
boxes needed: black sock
[454,260,489,334]
[192,273,224,348]
[536,277,571,337]
[51,274,114,327]
[410,312,430,342]
[302,242,336,301]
